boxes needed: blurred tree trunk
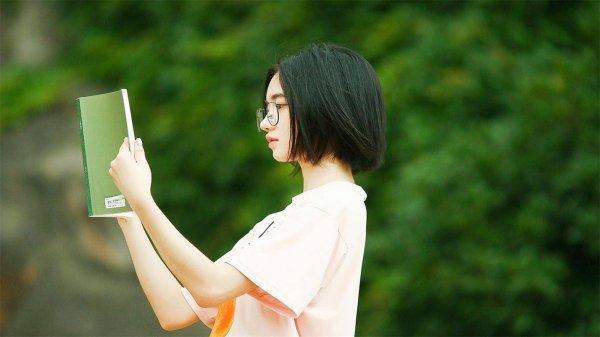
[0,2,208,335]
[4,0,58,66]
[0,94,208,336]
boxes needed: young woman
[109,43,386,336]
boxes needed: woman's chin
[273,155,288,162]
[272,152,294,163]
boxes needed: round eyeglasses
[256,102,288,131]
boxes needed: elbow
[186,264,239,308]
[158,316,193,331]
[193,292,221,308]
[189,286,223,308]
[155,307,196,331]
[160,321,179,331]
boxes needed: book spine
[76,98,94,216]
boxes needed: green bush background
[1,1,598,335]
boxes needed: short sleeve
[180,287,218,328]
[222,205,339,318]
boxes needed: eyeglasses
[256,102,288,131]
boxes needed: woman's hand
[109,137,153,211]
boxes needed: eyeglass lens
[256,103,279,130]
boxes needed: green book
[76,89,135,217]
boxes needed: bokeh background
[1,1,598,336]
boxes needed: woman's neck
[298,156,355,191]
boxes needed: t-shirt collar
[292,181,367,204]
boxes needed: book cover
[76,89,135,217]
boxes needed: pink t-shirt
[182,181,367,336]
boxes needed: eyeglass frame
[256,102,288,131]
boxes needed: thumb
[134,138,147,163]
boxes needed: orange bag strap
[209,298,236,337]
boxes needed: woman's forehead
[266,73,285,100]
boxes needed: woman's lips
[266,136,278,149]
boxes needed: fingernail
[136,138,142,145]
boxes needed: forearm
[118,218,197,330]
[110,138,254,307]
[131,197,235,307]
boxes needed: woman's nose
[260,115,273,132]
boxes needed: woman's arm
[131,196,256,307]
[110,138,256,308]
[117,215,198,330]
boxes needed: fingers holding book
[109,137,153,211]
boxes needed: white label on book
[105,195,126,209]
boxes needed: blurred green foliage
[1,1,598,335]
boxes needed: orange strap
[209,299,236,337]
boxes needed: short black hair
[263,43,386,173]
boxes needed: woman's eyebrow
[268,93,285,101]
